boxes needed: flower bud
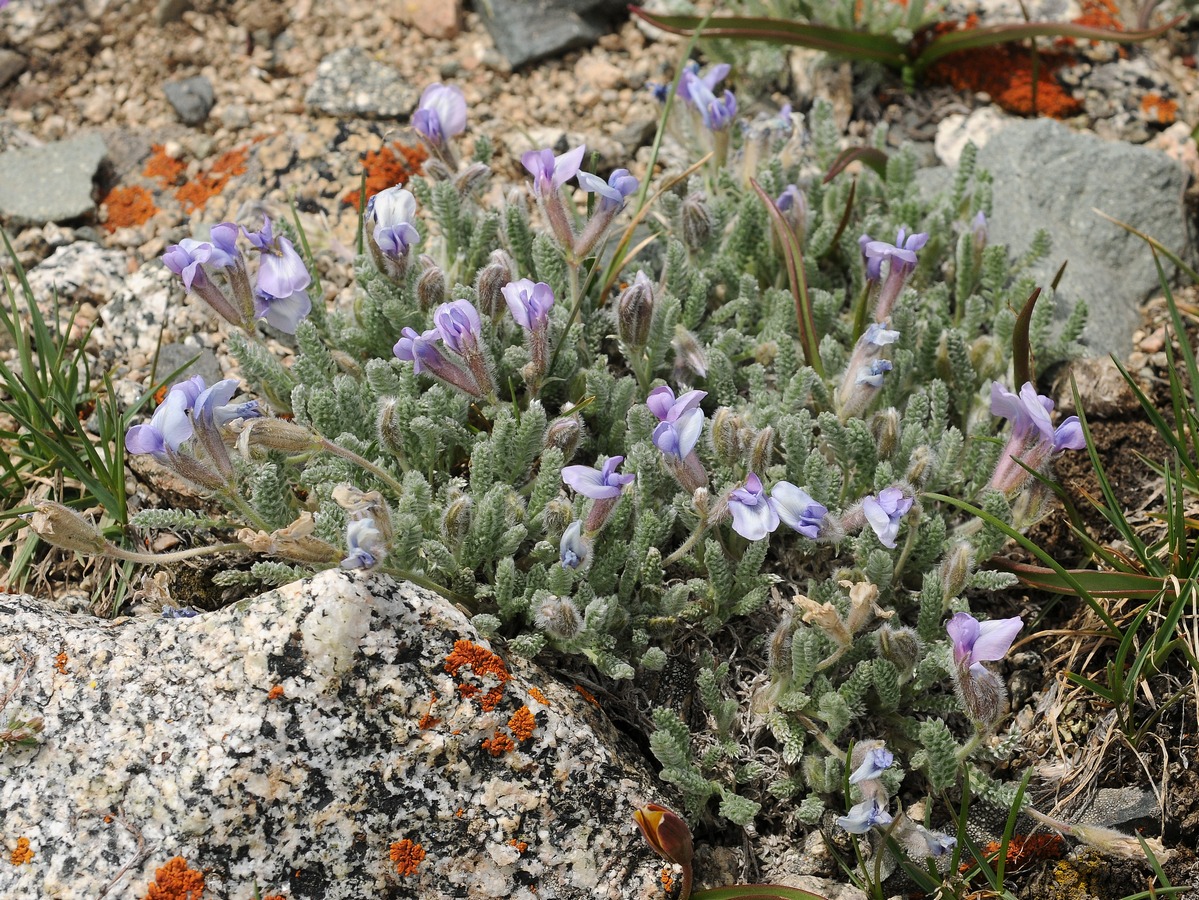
[534,595,583,640]
[681,191,713,253]
[971,211,988,256]
[476,251,514,321]
[634,804,694,867]
[691,486,710,518]
[164,450,230,492]
[954,664,1006,728]
[766,610,793,676]
[417,258,446,312]
[905,445,933,486]
[877,623,922,676]
[544,414,583,461]
[940,542,973,602]
[672,325,708,381]
[709,407,742,467]
[542,497,573,535]
[422,157,453,182]
[617,272,654,349]
[29,502,108,556]
[873,407,900,458]
[749,425,774,474]
[454,162,491,196]
[441,494,473,551]
[378,399,408,457]
[240,418,318,454]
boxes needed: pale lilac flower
[646,386,706,423]
[946,612,1023,679]
[394,326,445,376]
[849,746,894,784]
[163,239,230,291]
[124,386,194,456]
[252,288,311,335]
[559,520,590,570]
[413,83,467,148]
[209,222,240,266]
[194,378,260,427]
[433,299,483,355]
[675,62,730,104]
[368,186,421,259]
[728,473,780,541]
[990,381,1053,441]
[863,323,900,348]
[652,414,705,461]
[912,825,957,858]
[989,382,1085,493]
[577,168,639,214]
[170,376,208,409]
[770,482,826,539]
[502,279,555,332]
[837,798,893,835]
[244,217,312,333]
[682,68,737,132]
[855,359,893,388]
[862,227,929,280]
[341,518,386,570]
[862,487,913,549]
[972,211,988,252]
[562,456,634,500]
[522,145,586,198]
[777,184,807,242]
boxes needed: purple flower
[562,456,634,500]
[124,384,195,456]
[243,217,312,333]
[368,186,421,259]
[912,825,957,858]
[675,62,730,103]
[770,482,826,539]
[863,323,900,347]
[253,288,311,335]
[413,83,467,148]
[522,145,586,198]
[163,239,228,292]
[836,798,893,835]
[195,378,260,427]
[170,375,208,409]
[849,746,894,784]
[209,222,240,266]
[559,520,590,570]
[992,382,1084,451]
[862,487,913,549]
[502,279,555,331]
[646,386,706,423]
[577,168,639,213]
[862,227,929,281]
[681,68,737,131]
[433,299,483,355]
[728,473,780,541]
[777,184,804,213]
[856,359,893,388]
[341,518,385,570]
[946,611,1023,679]
[393,326,444,376]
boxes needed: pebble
[163,75,216,126]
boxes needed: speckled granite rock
[26,241,130,308]
[304,48,420,120]
[0,571,670,900]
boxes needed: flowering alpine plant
[47,76,1102,877]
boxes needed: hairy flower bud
[954,664,1007,728]
[681,191,713,253]
[767,609,793,676]
[617,272,654,349]
[422,157,453,182]
[164,449,229,492]
[672,325,708,382]
[476,251,514,321]
[634,804,694,867]
[709,407,743,468]
[749,425,774,474]
[29,502,108,556]
[454,161,491,196]
[906,445,933,486]
[543,497,573,535]
[441,494,473,551]
[239,418,318,454]
[873,407,900,458]
[877,624,922,677]
[534,594,583,640]
[378,399,406,457]
[544,414,583,461]
[417,257,446,311]
[940,542,973,602]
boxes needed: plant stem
[319,438,407,497]
[663,516,710,566]
[105,541,247,565]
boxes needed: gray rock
[0,49,27,89]
[153,342,224,387]
[304,48,419,120]
[163,75,215,126]
[26,242,129,309]
[0,133,107,227]
[93,259,176,367]
[478,0,627,68]
[0,572,669,899]
[976,119,1192,357]
[154,0,192,25]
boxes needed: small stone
[477,0,627,68]
[397,0,463,39]
[1053,357,1138,419]
[163,75,216,126]
[0,133,108,227]
[934,106,1010,167]
[154,0,192,25]
[218,103,251,130]
[575,55,625,91]
[304,48,419,119]
[0,49,27,89]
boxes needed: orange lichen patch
[10,837,34,865]
[1142,93,1178,124]
[444,640,510,683]
[507,706,536,743]
[455,807,464,818]
[1070,0,1123,36]
[660,868,675,892]
[389,839,426,877]
[267,685,284,701]
[143,144,188,188]
[481,729,515,756]
[981,833,1066,870]
[53,652,69,675]
[926,18,1083,118]
[262,895,286,900]
[142,856,205,900]
[573,685,599,707]
[456,683,480,701]
[102,185,158,233]
[418,693,441,730]
[175,146,250,215]
[527,686,550,707]
[479,685,506,713]
[342,142,428,209]
[508,839,528,854]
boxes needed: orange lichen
[508,839,528,854]
[981,833,1066,870]
[342,142,428,209]
[53,652,69,675]
[455,808,464,818]
[527,686,550,706]
[444,640,510,683]
[175,146,250,215]
[479,685,506,713]
[142,856,205,900]
[573,685,599,706]
[660,868,675,892]
[1141,93,1178,124]
[507,706,536,743]
[262,895,286,900]
[482,729,515,756]
[1069,0,1123,36]
[925,17,1083,118]
[389,839,426,877]
[456,683,480,701]
[267,685,284,701]
[418,693,441,730]
[143,144,188,188]
[10,837,33,865]
[102,186,158,233]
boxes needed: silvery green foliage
[134,98,1081,833]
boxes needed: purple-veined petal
[969,616,1023,663]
